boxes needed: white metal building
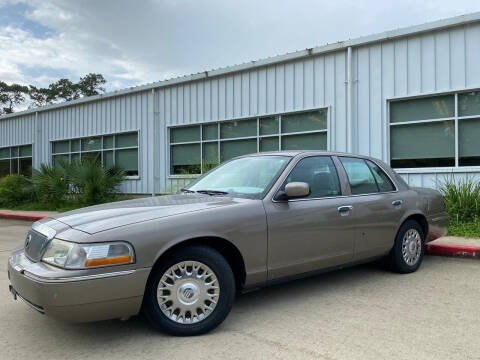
[1,12,480,194]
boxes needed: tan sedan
[8,151,449,335]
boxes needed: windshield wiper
[195,190,229,196]
[179,188,195,193]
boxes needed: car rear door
[337,156,407,260]
[263,155,356,280]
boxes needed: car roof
[243,150,374,159]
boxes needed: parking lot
[1,218,479,360]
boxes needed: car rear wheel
[388,220,425,274]
[143,245,235,336]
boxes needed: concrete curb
[425,243,480,259]
[0,212,45,222]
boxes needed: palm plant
[31,159,71,207]
[69,158,125,206]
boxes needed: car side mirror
[283,182,310,198]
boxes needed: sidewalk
[0,209,478,258]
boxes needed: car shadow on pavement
[37,261,387,341]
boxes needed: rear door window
[366,160,396,192]
[339,157,379,195]
[282,156,341,198]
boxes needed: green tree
[28,85,56,108]
[48,78,80,101]
[47,73,106,102]
[78,73,106,96]
[0,73,107,114]
[0,81,29,115]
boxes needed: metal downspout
[346,46,353,153]
[151,88,156,197]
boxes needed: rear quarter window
[366,160,396,192]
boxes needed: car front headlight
[41,239,135,269]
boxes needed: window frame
[50,130,140,179]
[0,143,33,177]
[168,107,330,177]
[387,88,480,173]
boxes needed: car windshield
[185,155,291,199]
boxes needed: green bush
[448,219,480,238]
[31,159,71,207]
[0,174,33,207]
[439,177,480,222]
[29,158,126,208]
[69,159,125,206]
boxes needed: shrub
[4,159,126,210]
[69,159,125,206]
[438,177,480,222]
[0,174,33,207]
[31,159,71,207]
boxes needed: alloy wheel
[401,229,422,266]
[157,261,220,324]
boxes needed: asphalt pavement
[1,218,479,360]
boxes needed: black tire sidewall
[143,245,235,336]
[391,220,425,274]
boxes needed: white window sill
[394,166,480,174]
[125,175,140,180]
[168,174,200,179]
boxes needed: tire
[143,245,235,336]
[388,220,425,274]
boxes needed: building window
[0,145,33,178]
[390,91,480,168]
[51,132,139,176]
[169,109,328,175]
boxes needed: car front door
[264,155,356,280]
[337,156,407,260]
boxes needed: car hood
[49,194,242,234]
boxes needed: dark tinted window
[283,156,341,198]
[19,158,33,177]
[366,160,395,192]
[0,159,9,177]
[339,157,378,195]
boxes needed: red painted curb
[425,243,480,258]
[0,213,45,221]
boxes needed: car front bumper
[7,247,151,322]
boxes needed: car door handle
[392,200,403,207]
[338,205,353,213]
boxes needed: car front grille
[24,230,49,262]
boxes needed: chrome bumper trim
[22,270,136,283]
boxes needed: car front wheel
[388,220,425,274]
[143,245,235,336]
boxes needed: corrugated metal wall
[1,91,154,194]
[352,22,480,188]
[0,113,35,147]
[158,51,348,192]
[1,21,480,193]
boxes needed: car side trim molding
[242,254,387,293]
[23,269,136,283]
